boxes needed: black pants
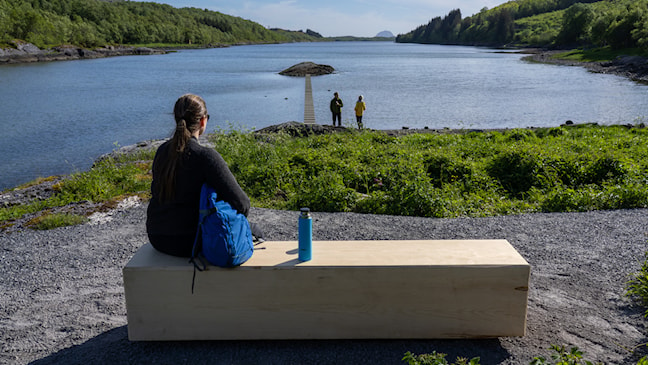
[149,233,194,257]
[148,222,265,258]
[332,112,341,126]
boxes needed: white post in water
[304,74,315,124]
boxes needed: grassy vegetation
[398,0,648,53]
[553,47,648,62]
[0,151,152,229]
[530,345,603,365]
[25,213,88,230]
[626,254,648,365]
[211,124,648,218]
[2,123,648,231]
[628,252,648,317]
[403,351,480,365]
[514,10,564,46]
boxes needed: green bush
[627,252,648,316]
[584,155,628,184]
[505,128,537,141]
[286,170,357,212]
[486,149,554,196]
[530,344,602,365]
[541,188,588,212]
[205,124,648,219]
[423,154,473,188]
[403,351,480,365]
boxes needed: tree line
[0,0,320,49]
[396,0,648,51]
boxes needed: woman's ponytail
[156,94,208,203]
[173,118,191,154]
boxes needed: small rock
[135,47,156,55]
[13,41,40,54]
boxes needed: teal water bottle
[298,207,312,261]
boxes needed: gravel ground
[1,201,647,364]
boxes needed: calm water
[1,41,648,190]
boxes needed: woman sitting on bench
[146,93,257,257]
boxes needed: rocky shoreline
[523,49,648,83]
[0,41,165,64]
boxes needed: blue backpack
[190,184,254,290]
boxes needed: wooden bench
[123,240,530,341]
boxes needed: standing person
[354,95,366,129]
[330,92,343,127]
[146,94,257,257]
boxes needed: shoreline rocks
[523,50,648,84]
[0,41,166,64]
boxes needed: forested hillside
[0,0,320,49]
[396,0,648,51]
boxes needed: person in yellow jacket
[354,95,366,129]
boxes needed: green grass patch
[554,47,648,62]
[211,124,648,218]
[0,152,153,228]
[530,345,603,364]
[403,351,480,365]
[627,252,648,317]
[25,213,88,230]
[3,124,648,230]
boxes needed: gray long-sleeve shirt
[146,137,249,256]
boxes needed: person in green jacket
[330,92,343,127]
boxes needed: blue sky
[135,0,503,37]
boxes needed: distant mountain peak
[376,30,394,38]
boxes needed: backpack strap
[188,205,221,293]
[189,217,207,294]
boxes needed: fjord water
[1,41,648,190]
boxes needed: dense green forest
[0,0,320,48]
[396,0,648,51]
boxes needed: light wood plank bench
[123,240,530,341]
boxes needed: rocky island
[279,61,335,76]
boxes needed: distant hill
[395,0,648,52]
[376,31,395,38]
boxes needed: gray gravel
[1,203,647,364]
